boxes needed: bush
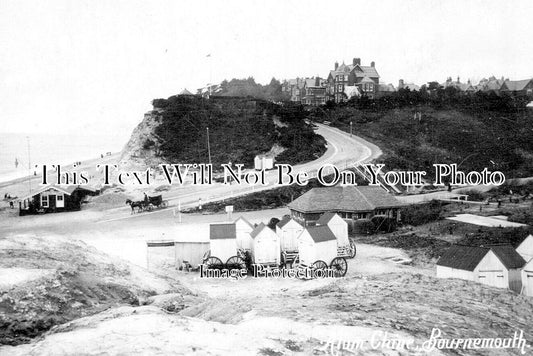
[401,200,443,226]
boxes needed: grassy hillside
[316,91,533,180]
[151,95,325,168]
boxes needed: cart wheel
[330,257,348,277]
[349,239,357,259]
[312,260,328,271]
[162,201,168,208]
[205,256,223,270]
[226,256,246,270]
[290,256,300,269]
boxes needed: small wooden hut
[234,216,254,251]
[276,216,303,253]
[209,223,238,263]
[297,225,338,266]
[251,223,280,266]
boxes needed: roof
[179,88,194,95]
[359,76,374,84]
[379,84,396,92]
[250,222,266,239]
[489,245,526,269]
[502,79,532,91]
[437,244,526,271]
[306,225,337,243]
[234,216,254,229]
[209,223,236,240]
[288,186,404,213]
[316,212,338,225]
[20,184,89,200]
[277,215,291,228]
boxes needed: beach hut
[208,223,238,265]
[276,216,304,253]
[521,259,533,296]
[297,225,338,267]
[254,155,274,170]
[234,216,254,251]
[436,244,526,292]
[516,234,533,262]
[251,223,280,266]
[174,241,210,269]
[316,212,349,247]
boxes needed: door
[56,194,64,208]
[48,195,56,209]
[254,238,276,264]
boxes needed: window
[41,195,48,208]
[57,195,63,201]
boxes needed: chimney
[334,62,339,70]
[371,61,375,68]
[353,58,361,66]
[399,79,404,89]
[457,76,460,83]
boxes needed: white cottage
[209,223,238,263]
[276,216,304,253]
[522,259,533,296]
[436,244,526,293]
[298,226,338,266]
[516,234,533,263]
[316,212,350,248]
[234,216,254,251]
[251,223,280,266]
[254,155,274,170]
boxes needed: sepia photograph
[1,1,533,355]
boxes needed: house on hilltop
[327,57,380,102]
[436,244,526,293]
[288,186,404,228]
[500,79,533,97]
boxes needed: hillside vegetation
[316,89,533,179]
[149,95,325,168]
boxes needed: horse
[126,199,144,214]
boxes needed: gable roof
[316,212,338,225]
[209,223,236,240]
[288,186,404,213]
[437,244,526,271]
[306,225,337,243]
[179,88,194,95]
[277,215,291,228]
[234,216,254,229]
[489,245,526,269]
[20,184,89,200]
[437,245,489,271]
[502,79,532,91]
[250,222,266,239]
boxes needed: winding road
[99,124,382,222]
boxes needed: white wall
[436,266,475,281]
[297,230,337,266]
[277,219,303,252]
[253,228,280,265]
[475,251,508,289]
[522,260,533,296]
[235,219,253,251]
[327,214,349,247]
[517,235,533,262]
[210,239,237,263]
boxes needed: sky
[1,0,532,140]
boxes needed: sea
[0,133,126,183]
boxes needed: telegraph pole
[26,136,32,193]
[206,127,212,165]
[350,121,353,137]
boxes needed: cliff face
[119,95,326,171]
[119,109,166,171]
